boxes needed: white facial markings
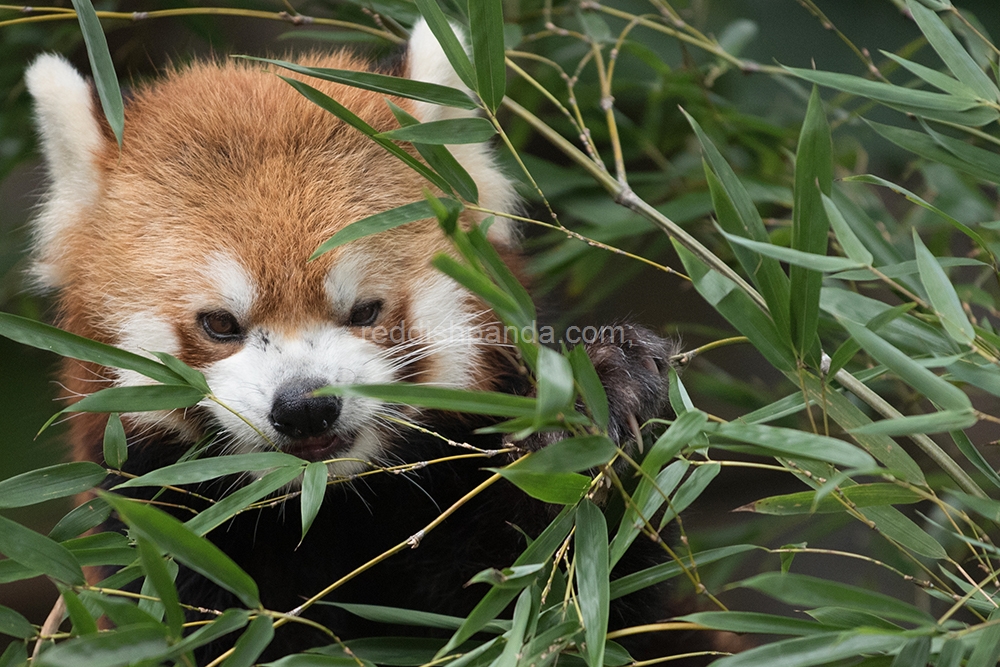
[202,324,397,476]
[324,250,367,316]
[201,252,258,321]
[406,274,482,388]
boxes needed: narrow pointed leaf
[849,408,976,436]
[241,57,478,109]
[680,611,838,636]
[821,193,873,267]
[101,493,260,608]
[568,343,609,430]
[301,461,328,541]
[0,461,106,509]
[103,413,127,469]
[312,201,436,259]
[0,313,185,385]
[116,452,303,488]
[713,422,876,470]
[967,609,1000,667]
[135,537,184,638]
[839,317,971,411]
[0,605,33,639]
[34,623,170,667]
[908,0,999,101]
[222,615,275,667]
[414,0,476,90]
[491,470,589,504]
[71,0,123,146]
[49,498,111,542]
[880,51,977,97]
[507,436,616,474]
[185,465,306,536]
[0,514,84,585]
[741,484,923,515]
[575,499,609,667]
[535,347,575,421]
[317,383,537,417]
[790,85,833,358]
[710,631,906,667]
[610,544,758,599]
[860,505,947,558]
[721,232,863,272]
[468,0,506,112]
[913,230,976,344]
[62,384,204,414]
[786,65,983,109]
[866,120,1000,183]
[376,117,496,144]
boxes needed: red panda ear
[405,19,520,247]
[25,54,108,289]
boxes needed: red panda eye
[348,300,381,327]
[200,311,243,341]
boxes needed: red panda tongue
[283,435,348,462]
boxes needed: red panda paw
[583,324,680,448]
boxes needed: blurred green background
[2,0,999,647]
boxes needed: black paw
[583,324,679,447]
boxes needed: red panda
[25,19,688,663]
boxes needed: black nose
[269,380,342,439]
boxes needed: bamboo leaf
[240,56,478,109]
[185,466,306,536]
[317,383,537,417]
[712,422,877,470]
[680,611,838,636]
[492,470,589,505]
[880,51,977,97]
[301,461,328,541]
[866,120,1000,183]
[0,514,85,585]
[507,436,616,474]
[71,0,124,146]
[103,413,127,469]
[739,572,934,625]
[721,231,863,272]
[376,117,496,144]
[568,345,609,430]
[135,538,184,638]
[535,347,575,421]
[34,623,170,667]
[849,408,977,436]
[61,384,205,415]
[0,313,185,386]
[790,85,833,359]
[116,453,304,489]
[967,609,1000,667]
[821,192,873,266]
[0,461,106,509]
[710,631,906,667]
[0,604,34,640]
[907,0,999,101]
[913,230,976,344]
[312,201,437,259]
[468,0,506,113]
[575,499,609,667]
[101,493,260,608]
[838,317,971,411]
[414,0,477,90]
[740,484,923,515]
[860,505,947,559]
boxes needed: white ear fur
[407,19,519,246]
[25,54,106,288]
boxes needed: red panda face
[25,25,518,472]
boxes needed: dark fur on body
[95,328,709,663]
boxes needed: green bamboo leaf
[712,422,877,470]
[821,193,873,266]
[0,604,34,640]
[936,639,965,667]
[967,609,1000,667]
[880,51,977,97]
[849,408,977,436]
[166,609,249,659]
[301,461,328,541]
[281,77,453,194]
[790,85,833,359]
[317,383,537,417]
[860,505,947,559]
[61,588,97,636]
[833,257,985,282]
[491,469,589,504]
[262,655,364,667]
[913,230,976,344]
[575,499,609,667]
[658,463,720,531]
[222,616,275,667]
[679,611,838,636]
[674,242,795,372]
[740,483,922,515]
[431,254,527,329]
[376,117,496,144]
[949,359,1000,398]
[386,102,479,203]
[0,313,185,385]
[185,466,306,536]
[71,0,123,146]
[866,120,1000,183]
[951,429,1000,489]
[240,57,478,109]
[148,352,211,394]
[947,489,1000,523]
[468,0,506,113]
[568,345,609,430]
[414,0,476,90]
[0,514,84,585]
[34,623,170,667]
[907,0,999,101]
[103,413,127,469]
[784,66,976,108]
[312,201,437,259]
[611,461,688,567]
[325,602,509,633]
[116,452,303,489]
[710,631,906,667]
[0,642,27,667]
[463,225,536,326]
[721,231,863,272]
[135,537,184,638]
[49,498,111,542]
[101,493,260,608]
[492,588,531,667]
[839,317,971,411]
[684,108,791,338]
[0,461,105,509]
[507,436,616,474]
[62,384,205,415]
[535,347,575,421]
[438,506,575,655]
[739,572,934,625]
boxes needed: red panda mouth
[283,434,351,462]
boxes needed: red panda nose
[269,380,342,439]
